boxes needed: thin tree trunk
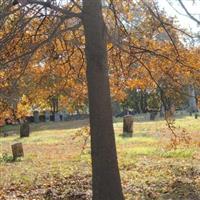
[82,1,124,199]
[188,85,197,113]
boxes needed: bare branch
[178,0,200,25]
[13,0,82,19]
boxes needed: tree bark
[82,1,124,199]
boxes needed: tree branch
[13,0,82,19]
[178,0,200,25]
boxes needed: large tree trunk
[82,1,124,199]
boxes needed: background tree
[1,0,200,199]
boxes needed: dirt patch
[161,179,200,200]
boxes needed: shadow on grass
[30,119,89,132]
[0,119,89,137]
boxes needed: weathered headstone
[145,113,151,121]
[3,131,15,137]
[59,112,64,121]
[45,111,50,122]
[156,112,160,120]
[20,121,30,137]
[11,142,24,160]
[33,111,40,123]
[54,113,60,122]
[123,115,133,137]
[177,110,187,117]
[150,112,157,121]
[63,112,68,121]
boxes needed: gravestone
[59,112,64,121]
[179,110,187,116]
[20,122,30,137]
[3,132,8,137]
[156,112,160,120]
[63,112,68,121]
[150,112,157,121]
[144,113,151,121]
[11,142,24,160]
[3,130,15,137]
[123,115,133,137]
[33,111,39,123]
[54,113,60,122]
[45,111,50,122]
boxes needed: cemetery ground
[0,116,200,200]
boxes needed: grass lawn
[0,116,200,199]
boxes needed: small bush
[0,153,14,163]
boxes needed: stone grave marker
[150,112,157,121]
[45,111,50,122]
[11,142,24,160]
[63,112,68,121]
[59,112,64,121]
[144,113,151,121]
[54,113,60,122]
[33,111,40,123]
[20,122,30,137]
[123,115,133,137]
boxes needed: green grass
[122,146,157,157]
[116,135,157,145]
[175,116,200,131]
[0,116,200,199]
[160,148,196,158]
[0,125,20,133]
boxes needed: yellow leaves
[111,87,127,102]
[55,39,65,53]
[1,0,199,121]
[126,79,146,90]
[107,42,113,50]
[16,95,31,118]
[0,31,4,40]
